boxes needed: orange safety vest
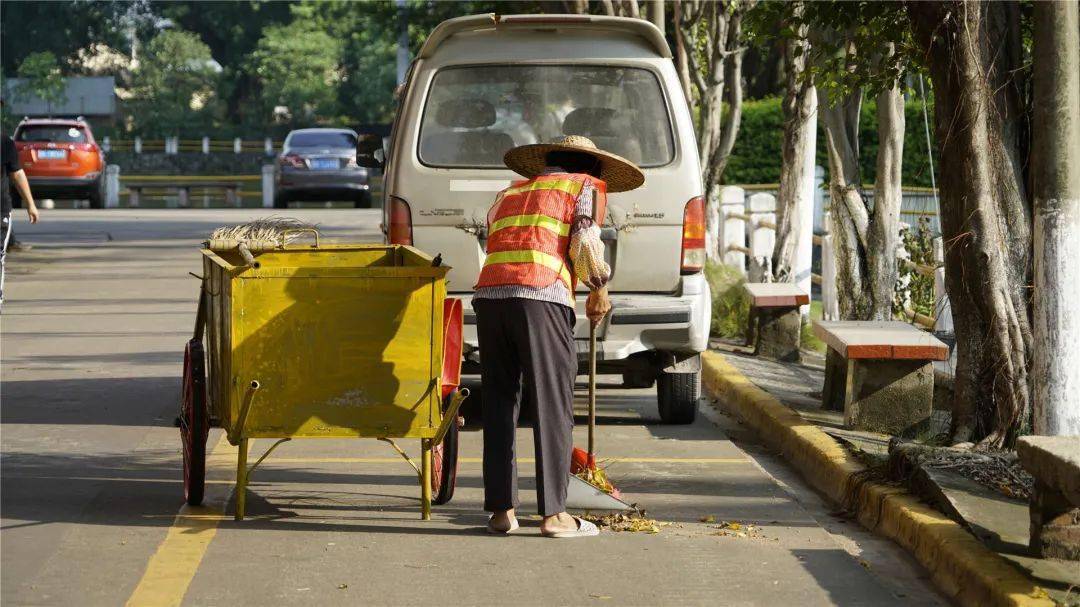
[475,173,607,300]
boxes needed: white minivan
[362,14,711,423]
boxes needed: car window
[287,132,357,148]
[419,65,674,168]
[16,125,88,143]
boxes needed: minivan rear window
[16,125,87,143]
[419,65,674,168]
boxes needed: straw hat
[503,135,645,193]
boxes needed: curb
[701,351,1056,607]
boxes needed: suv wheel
[657,371,700,424]
[87,180,104,209]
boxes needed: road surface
[2,209,943,606]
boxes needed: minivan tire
[657,371,700,424]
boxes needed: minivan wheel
[657,371,700,424]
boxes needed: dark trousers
[474,297,576,516]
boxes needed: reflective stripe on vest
[489,213,571,238]
[502,177,585,198]
[481,249,573,289]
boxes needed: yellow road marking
[126,433,234,607]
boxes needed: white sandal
[486,515,520,535]
[542,516,599,538]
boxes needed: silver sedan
[274,128,372,208]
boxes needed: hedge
[723,96,938,188]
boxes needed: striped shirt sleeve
[569,182,610,290]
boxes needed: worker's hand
[586,286,611,326]
[26,203,39,224]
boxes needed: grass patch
[802,300,826,354]
[704,262,750,339]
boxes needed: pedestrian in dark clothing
[2,127,40,307]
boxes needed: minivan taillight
[388,196,413,245]
[681,196,706,273]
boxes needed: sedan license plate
[39,149,66,159]
[311,158,338,170]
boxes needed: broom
[565,322,632,511]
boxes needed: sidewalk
[704,341,1079,607]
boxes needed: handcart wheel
[431,393,460,505]
[432,298,464,505]
[180,339,209,506]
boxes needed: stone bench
[1016,436,1080,560]
[814,320,948,434]
[127,181,242,208]
[743,283,809,363]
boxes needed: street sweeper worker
[473,135,644,538]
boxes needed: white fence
[717,181,950,333]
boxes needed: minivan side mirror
[356,135,384,169]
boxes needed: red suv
[13,117,105,208]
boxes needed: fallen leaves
[706,520,761,539]
[575,466,616,495]
[580,509,670,534]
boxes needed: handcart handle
[193,283,208,342]
[280,228,320,249]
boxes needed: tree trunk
[820,81,904,321]
[1031,0,1080,436]
[772,9,815,282]
[908,1,1033,448]
[647,0,664,35]
[563,0,588,14]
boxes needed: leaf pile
[575,466,616,495]
[580,509,669,534]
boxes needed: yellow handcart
[179,233,467,520]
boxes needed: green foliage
[127,31,221,137]
[13,52,67,108]
[247,7,342,128]
[724,96,937,187]
[0,1,134,74]
[746,0,914,102]
[894,217,936,318]
[705,262,751,338]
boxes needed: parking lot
[1,210,943,606]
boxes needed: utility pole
[1032,0,1080,435]
[396,0,409,85]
